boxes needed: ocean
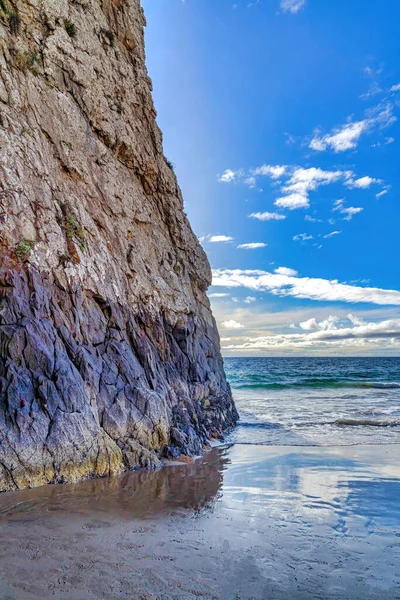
[224,356,400,447]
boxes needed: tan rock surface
[0,0,237,491]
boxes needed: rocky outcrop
[0,0,237,491]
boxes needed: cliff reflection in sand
[0,449,231,523]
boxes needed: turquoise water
[224,357,400,446]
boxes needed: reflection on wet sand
[221,445,400,536]
[0,445,399,599]
[0,449,230,523]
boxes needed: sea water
[224,357,400,447]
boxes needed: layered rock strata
[0,0,237,491]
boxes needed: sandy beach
[0,443,399,599]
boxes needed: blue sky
[142,0,400,355]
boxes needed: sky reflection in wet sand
[0,445,399,599]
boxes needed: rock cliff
[0,0,237,491]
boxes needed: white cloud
[218,169,240,183]
[249,211,286,221]
[212,268,400,306]
[346,176,381,189]
[280,0,307,14]
[332,199,363,220]
[244,296,256,303]
[390,83,400,92]
[310,121,367,153]
[221,319,244,329]
[237,242,267,249]
[275,192,309,209]
[299,318,319,331]
[348,313,366,326]
[376,189,388,199]
[308,317,396,338]
[209,235,234,243]
[251,164,287,179]
[323,230,342,238]
[289,167,347,190]
[310,102,397,153]
[299,316,340,331]
[293,233,313,241]
[209,293,230,298]
[332,198,344,210]
[219,164,287,188]
[275,267,298,276]
[341,206,363,220]
[275,167,351,210]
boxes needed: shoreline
[0,443,399,599]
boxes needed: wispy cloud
[293,233,313,242]
[310,102,397,153]
[360,82,383,100]
[237,242,267,249]
[323,230,342,239]
[341,207,363,220]
[332,199,363,220]
[212,268,400,306]
[249,211,286,221]
[280,0,307,14]
[390,83,400,92]
[305,215,323,223]
[376,189,388,199]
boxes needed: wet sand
[0,444,400,599]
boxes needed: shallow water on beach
[225,357,400,446]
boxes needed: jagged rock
[0,0,238,491]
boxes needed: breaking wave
[232,380,400,391]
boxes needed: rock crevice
[0,0,237,491]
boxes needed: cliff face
[0,0,237,491]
